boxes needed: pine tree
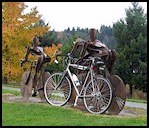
[113,2,147,96]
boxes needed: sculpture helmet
[32,36,39,46]
[89,28,97,42]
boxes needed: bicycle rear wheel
[44,72,72,106]
[84,76,113,114]
[106,75,126,115]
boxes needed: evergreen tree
[40,30,61,47]
[113,2,147,96]
[98,25,116,49]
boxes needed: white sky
[24,2,147,31]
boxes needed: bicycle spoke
[115,96,125,110]
[84,76,112,114]
[44,72,71,106]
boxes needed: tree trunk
[3,76,8,84]
[130,84,133,98]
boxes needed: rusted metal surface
[68,73,86,103]
[20,71,51,102]
[107,75,127,115]
[20,68,126,114]
[68,74,126,115]
[20,71,33,100]
[38,72,51,102]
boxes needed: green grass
[2,89,147,126]
[2,89,21,96]
[126,98,147,104]
[2,83,19,88]
[2,102,147,126]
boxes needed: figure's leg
[106,49,117,73]
[32,72,38,97]
[32,56,44,97]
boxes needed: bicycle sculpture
[20,36,52,102]
[44,29,127,115]
[66,28,127,115]
[44,53,113,114]
[20,59,51,102]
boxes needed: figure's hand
[20,59,27,67]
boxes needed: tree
[32,19,61,47]
[98,25,116,49]
[2,2,50,82]
[113,2,147,95]
[40,30,61,47]
[61,33,79,55]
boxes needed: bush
[132,89,147,100]
[126,84,147,100]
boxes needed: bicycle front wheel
[44,72,72,106]
[84,76,113,114]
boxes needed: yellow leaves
[2,2,50,81]
[44,44,62,57]
[44,43,63,63]
[2,2,24,33]
[28,54,37,61]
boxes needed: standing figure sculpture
[20,36,51,97]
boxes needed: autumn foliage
[2,2,61,82]
[44,43,63,62]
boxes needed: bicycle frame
[56,56,97,106]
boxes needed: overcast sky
[24,2,147,31]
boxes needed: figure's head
[88,28,97,42]
[32,36,39,47]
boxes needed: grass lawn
[2,102,147,126]
[2,89,147,126]
[126,98,147,103]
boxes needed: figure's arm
[80,41,89,59]
[24,47,31,61]
[70,42,79,57]
[75,41,89,64]
[70,38,86,57]
[20,47,31,66]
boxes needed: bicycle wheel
[44,72,72,106]
[38,71,51,102]
[20,71,33,100]
[83,76,113,114]
[106,75,126,115]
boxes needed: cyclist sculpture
[21,36,51,97]
[68,28,126,115]
[70,28,116,73]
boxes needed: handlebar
[54,52,78,64]
[33,48,104,67]
[55,52,103,64]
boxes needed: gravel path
[2,86,147,110]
